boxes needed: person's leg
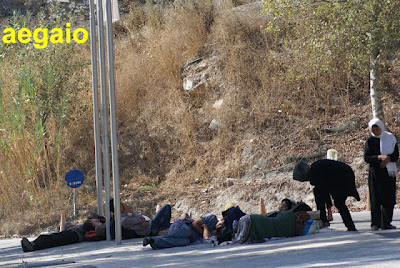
[150,204,171,236]
[334,197,356,231]
[369,178,382,228]
[327,208,333,222]
[382,205,395,229]
[32,229,80,250]
[313,188,328,226]
[148,224,191,249]
[259,197,266,215]
[381,177,396,229]
[21,237,34,252]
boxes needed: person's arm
[325,193,333,209]
[389,143,399,162]
[259,197,266,215]
[364,138,380,165]
[90,219,106,237]
[191,218,204,235]
[379,155,391,168]
[60,213,66,231]
[364,138,379,164]
[377,142,398,168]
[202,223,212,239]
[121,213,148,229]
[327,207,333,221]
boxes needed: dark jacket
[309,159,360,201]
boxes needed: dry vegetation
[0,0,400,236]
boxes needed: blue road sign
[65,169,85,188]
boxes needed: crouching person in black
[293,159,360,231]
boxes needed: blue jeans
[151,223,200,249]
[150,204,171,236]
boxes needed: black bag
[291,202,312,213]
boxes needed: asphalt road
[1,210,400,268]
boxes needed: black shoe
[383,224,396,230]
[347,227,357,232]
[143,237,154,247]
[21,238,34,252]
[371,225,379,231]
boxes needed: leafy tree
[263,0,400,122]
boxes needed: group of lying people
[21,148,397,252]
[21,196,316,252]
[142,198,316,250]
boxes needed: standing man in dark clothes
[293,159,360,231]
[364,118,399,230]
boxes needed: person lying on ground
[217,197,315,245]
[142,213,225,250]
[21,212,105,252]
[293,159,360,231]
[233,209,310,244]
[260,197,312,217]
[104,199,171,239]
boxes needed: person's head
[216,218,226,231]
[368,118,384,138]
[87,212,99,220]
[279,198,295,211]
[293,161,311,182]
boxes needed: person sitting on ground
[142,213,225,250]
[101,199,171,239]
[21,212,105,252]
[293,159,360,231]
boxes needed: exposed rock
[321,117,362,133]
[182,57,218,94]
[213,99,224,109]
[208,119,222,130]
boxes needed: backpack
[291,202,312,213]
[302,219,320,235]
